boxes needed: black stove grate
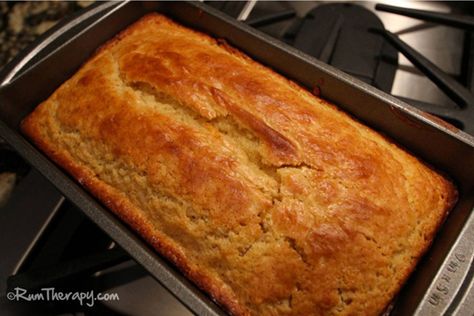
[375,3,474,134]
[285,3,398,93]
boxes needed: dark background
[0,1,93,69]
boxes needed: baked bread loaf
[22,13,457,316]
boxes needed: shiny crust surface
[22,14,457,316]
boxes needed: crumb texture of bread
[21,13,457,316]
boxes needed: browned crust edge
[383,179,458,313]
[21,118,249,316]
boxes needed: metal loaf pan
[0,2,473,315]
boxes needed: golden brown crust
[21,13,457,316]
